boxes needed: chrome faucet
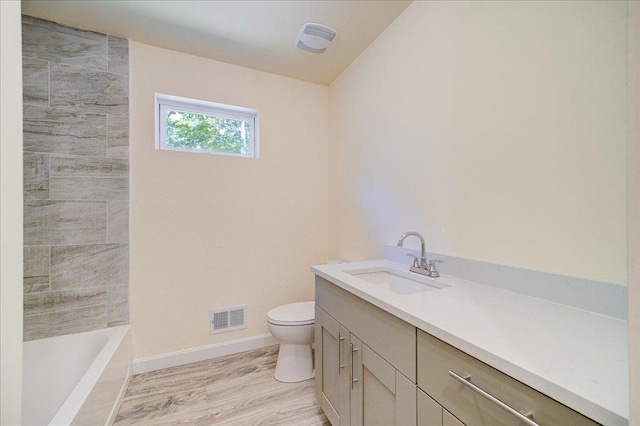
[397,231,442,277]
[397,231,427,269]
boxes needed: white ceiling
[21,0,412,85]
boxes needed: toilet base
[274,342,314,383]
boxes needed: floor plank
[114,345,329,425]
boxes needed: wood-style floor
[114,345,329,425]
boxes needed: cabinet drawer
[316,276,416,382]
[417,331,599,426]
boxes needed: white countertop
[312,259,629,426]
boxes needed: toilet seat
[267,301,315,326]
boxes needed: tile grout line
[106,199,110,244]
[24,300,107,316]
[24,151,127,160]
[107,35,110,74]
[46,284,128,297]
[47,60,50,108]
[25,242,127,248]
[24,103,128,119]
[50,175,129,179]
[47,245,51,293]
[42,198,127,206]
[23,55,124,76]
[106,113,109,158]
[27,282,129,292]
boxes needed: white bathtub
[22,326,131,426]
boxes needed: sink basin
[346,267,443,295]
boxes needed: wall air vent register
[209,305,248,334]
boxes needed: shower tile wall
[22,16,129,341]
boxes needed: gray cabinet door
[316,306,350,426]
[351,336,416,426]
[418,388,443,426]
[443,410,464,426]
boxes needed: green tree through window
[166,111,250,155]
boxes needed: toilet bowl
[266,301,315,383]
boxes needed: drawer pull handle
[448,370,540,426]
[351,344,359,389]
[338,334,345,373]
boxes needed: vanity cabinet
[315,276,417,426]
[315,275,602,426]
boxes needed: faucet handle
[427,259,443,277]
[406,254,420,268]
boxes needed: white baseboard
[132,334,278,375]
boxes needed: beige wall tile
[22,15,107,71]
[50,244,128,290]
[22,57,48,108]
[24,200,107,245]
[50,155,128,177]
[23,106,106,156]
[21,17,130,340]
[24,288,106,317]
[50,63,128,116]
[23,305,107,341]
[50,176,128,200]
[108,200,129,243]
[108,36,129,76]
[24,246,50,294]
[107,285,129,327]
[107,115,129,159]
[23,152,49,200]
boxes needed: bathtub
[22,326,131,425]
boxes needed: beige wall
[328,1,627,283]
[130,42,328,358]
[0,1,24,423]
[627,2,640,423]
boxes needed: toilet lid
[267,301,315,326]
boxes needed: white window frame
[155,93,259,158]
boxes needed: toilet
[266,301,315,383]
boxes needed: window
[155,93,259,158]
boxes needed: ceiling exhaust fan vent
[295,22,338,54]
